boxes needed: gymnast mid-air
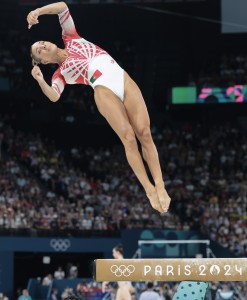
[27,1,171,213]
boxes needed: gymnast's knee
[122,130,138,152]
[136,126,153,146]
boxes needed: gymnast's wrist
[37,78,45,84]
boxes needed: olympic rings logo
[110,265,135,277]
[50,239,71,252]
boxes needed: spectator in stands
[51,288,58,300]
[54,266,65,280]
[139,282,161,300]
[61,287,74,300]
[0,293,8,300]
[76,280,89,298]
[17,290,32,300]
[216,283,234,300]
[42,274,53,286]
[67,263,78,279]
[158,283,177,300]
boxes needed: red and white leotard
[52,8,108,96]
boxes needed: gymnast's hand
[27,8,40,29]
[31,66,44,83]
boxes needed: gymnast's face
[112,248,121,259]
[31,41,58,64]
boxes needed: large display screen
[172,85,247,104]
[221,0,247,33]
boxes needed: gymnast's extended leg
[123,73,171,212]
[94,85,163,212]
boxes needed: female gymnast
[27,1,171,213]
[102,244,135,300]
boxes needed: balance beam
[93,258,247,282]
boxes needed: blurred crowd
[1,279,246,300]
[194,52,247,88]
[57,280,240,300]
[14,278,247,300]
[0,118,171,232]
[1,117,247,259]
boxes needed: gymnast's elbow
[60,2,68,11]
[49,93,60,102]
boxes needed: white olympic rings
[110,264,135,277]
[50,239,71,252]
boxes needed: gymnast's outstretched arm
[27,1,68,29]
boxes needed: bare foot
[146,186,163,213]
[155,181,171,212]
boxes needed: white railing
[133,239,213,258]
